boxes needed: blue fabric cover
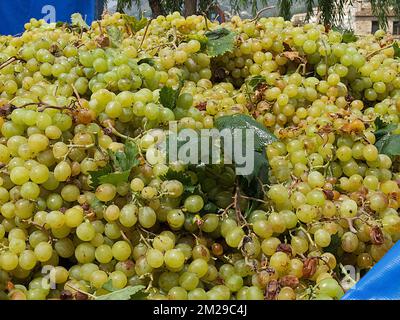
[342,241,400,300]
[0,0,98,35]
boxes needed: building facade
[292,1,400,36]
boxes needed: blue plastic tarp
[0,0,102,35]
[342,240,400,300]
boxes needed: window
[372,21,379,33]
[393,21,400,35]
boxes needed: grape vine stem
[0,57,23,70]
[250,6,275,22]
[65,283,97,300]
[71,84,83,109]
[139,20,152,51]
[298,225,316,247]
[366,42,395,59]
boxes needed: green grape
[112,241,132,261]
[164,249,185,269]
[138,206,157,228]
[34,242,53,262]
[183,195,204,213]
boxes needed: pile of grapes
[0,11,400,300]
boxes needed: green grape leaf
[214,114,275,215]
[159,79,184,110]
[374,116,388,131]
[242,150,269,186]
[375,134,400,156]
[241,150,270,218]
[247,75,266,90]
[102,280,118,292]
[96,285,148,300]
[214,114,277,152]
[162,168,193,186]
[122,15,148,32]
[138,58,155,66]
[88,165,112,189]
[88,141,139,188]
[56,21,68,28]
[114,141,140,171]
[71,13,89,30]
[205,28,236,57]
[393,42,400,59]
[342,30,357,43]
[159,87,179,110]
[374,123,397,139]
[134,17,149,32]
[98,170,131,185]
[324,233,341,255]
[332,27,357,43]
[106,26,123,47]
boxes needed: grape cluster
[0,12,399,300]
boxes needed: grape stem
[233,180,250,231]
[65,283,97,300]
[106,123,136,142]
[71,84,83,109]
[139,20,152,51]
[220,202,234,217]
[139,226,158,237]
[298,225,316,247]
[250,6,275,22]
[295,63,306,75]
[0,57,24,70]
[25,219,53,244]
[138,229,153,249]
[65,143,95,149]
[203,14,209,31]
[319,39,329,80]
[344,217,358,233]
[18,101,74,112]
[366,42,395,59]
[60,143,95,161]
[119,228,134,251]
[239,194,268,204]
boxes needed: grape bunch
[0,11,399,300]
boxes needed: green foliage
[205,28,236,57]
[393,42,400,59]
[89,141,140,188]
[376,134,400,156]
[324,233,341,255]
[106,26,123,47]
[162,168,202,196]
[138,58,155,66]
[214,114,277,152]
[71,13,90,29]
[159,79,184,109]
[374,119,400,157]
[122,14,148,32]
[247,75,266,90]
[214,114,276,215]
[159,87,180,110]
[230,0,269,16]
[96,285,148,300]
[278,0,294,20]
[332,27,358,43]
